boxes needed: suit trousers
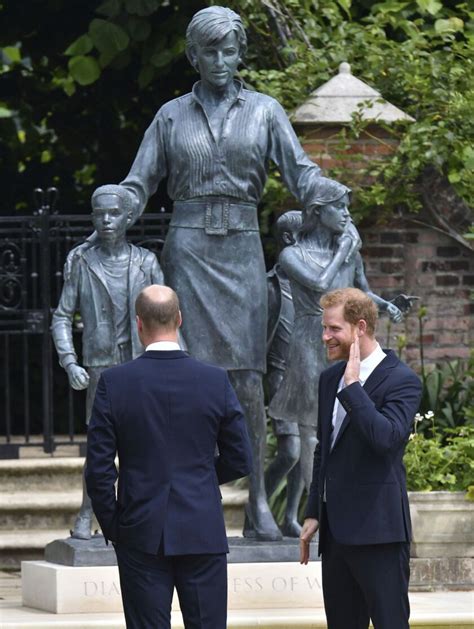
[114,542,227,629]
[321,508,410,629]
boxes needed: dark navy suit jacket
[305,349,422,552]
[85,350,252,556]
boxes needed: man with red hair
[300,288,421,629]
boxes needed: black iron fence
[0,189,171,458]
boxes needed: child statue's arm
[280,232,351,292]
[51,251,90,391]
[354,254,403,323]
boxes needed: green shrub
[418,358,474,433]
[404,413,474,495]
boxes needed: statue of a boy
[52,184,164,539]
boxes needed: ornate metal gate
[0,189,171,458]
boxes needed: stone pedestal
[22,558,323,614]
[24,535,322,614]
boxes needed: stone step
[0,530,71,550]
[0,530,72,569]
[0,458,247,568]
[0,459,248,526]
[0,458,85,492]
[0,491,90,531]
[0,487,246,530]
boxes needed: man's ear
[358,319,367,336]
[177,309,183,329]
[136,315,143,333]
[126,210,133,227]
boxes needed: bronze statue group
[51,7,422,629]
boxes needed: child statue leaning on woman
[268,178,411,491]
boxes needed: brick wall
[360,219,473,370]
[299,124,399,185]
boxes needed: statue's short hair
[306,177,351,208]
[91,185,134,215]
[275,210,302,241]
[320,288,378,336]
[135,286,181,332]
[185,6,247,70]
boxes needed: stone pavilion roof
[292,62,414,124]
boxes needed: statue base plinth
[23,536,323,614]
[44,534,116,567]
[44,535,317,567]
[228,535,317,563]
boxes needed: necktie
[330,392,346,450]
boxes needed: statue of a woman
[119,6,359,541]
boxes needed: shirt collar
[146,341,181,351]
[359,342,386,384]
[191,79,246,107]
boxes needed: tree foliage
[0,0,205,213]
[216,0,473,222]
[0,0,472,223]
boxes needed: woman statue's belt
[172,198,259,235]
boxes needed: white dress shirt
[146,341,181,351]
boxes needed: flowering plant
[404,411,474,498]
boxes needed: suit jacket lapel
[324,362,345,449]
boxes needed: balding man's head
[135,285,181,341]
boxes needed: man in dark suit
[300,287,422,629]
[85,284,252,629]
